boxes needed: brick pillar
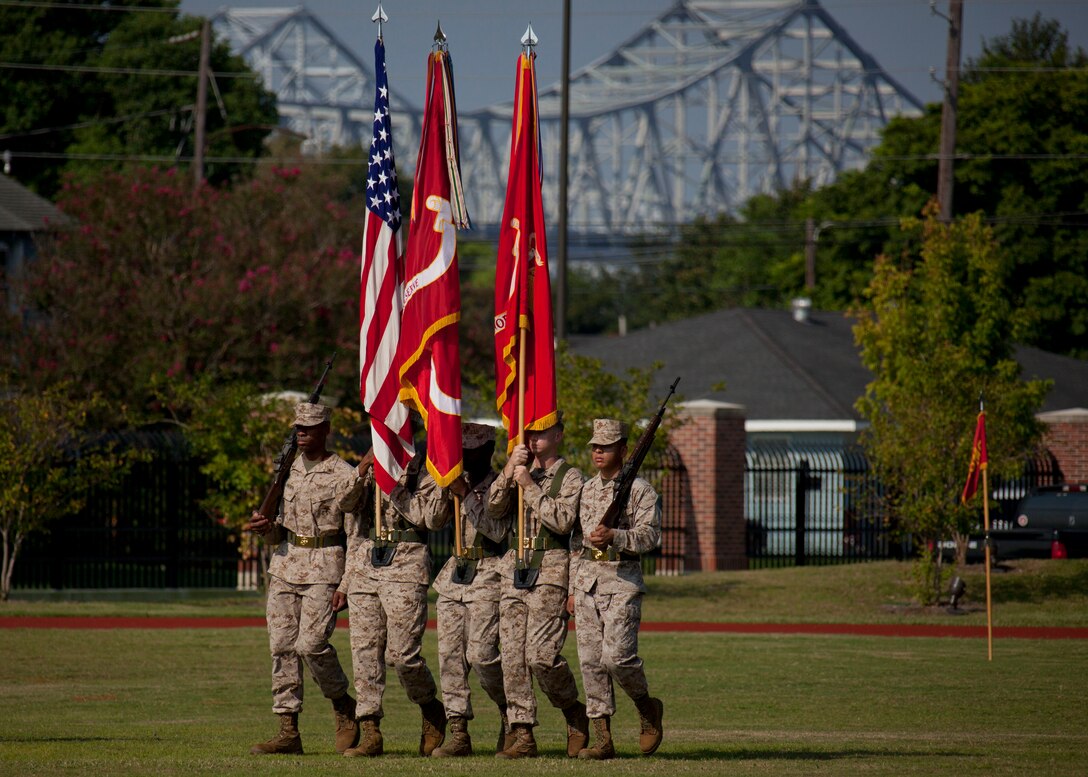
[1039,408,1088,483]
[668,400,747,571]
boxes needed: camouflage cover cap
[294,402,331,427]
[588,418,628,446]
[462,422,497,449]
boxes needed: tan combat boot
[634,695,664,755]
[495,723,537,759]
[419,697,447,756]
[249,711,303,755]
[332,693,359,753]
[561,700,590,757]
[578,717,615,760]
[431,715,472,757]
[497,705,514,753]
[343,716,383,757]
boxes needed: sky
[179,0,1088,113]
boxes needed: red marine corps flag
[360,29,414,494]
[494,42,557,451]
[396,29,469,487]
[961,397,995,661]
[961,409,988,504]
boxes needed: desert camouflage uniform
[487,459,584,727]
[265,453,366,714]
[433,469,509,719]
[571,474,661,718]
[339,459,451,719]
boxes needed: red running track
[1,616,1086,639]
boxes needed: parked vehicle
[958,484,1088,560]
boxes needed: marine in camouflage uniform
[248,402,366,756]
[339,447,452,757]
[486,415,590,759]
[571,418,664,760]
[430,423,511,757]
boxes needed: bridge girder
[215,1,922,235]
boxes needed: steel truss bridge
[215,0,922,234]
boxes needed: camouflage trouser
[347,582,437,718]
[574,588,649,718]
[436,595,506,719]
[499,582,579,726]
[265,576,349,714]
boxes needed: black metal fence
[746,445,898,568]
[744,444,1063,568]
[12,435,1063,590]
[15,430,238,590]
[641,446,688,575]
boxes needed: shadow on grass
[985,563,1088,605]
[653,748,970,761]
[0,736,132,743]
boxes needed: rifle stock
[600,377,680,530]
[251,353,337,526]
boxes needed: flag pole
[979,394,993,661]
[517,328,528,569]
[453,494,463,558]
[982,463,993,661]
[514,24,537,574]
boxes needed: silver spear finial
[372,4,388,40]
[521,22,538,55]
[433,20,447,50]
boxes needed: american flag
[360,36,414,494]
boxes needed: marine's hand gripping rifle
[248,353,337,534]
[600,377,680,530]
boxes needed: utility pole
[936,0,963,223]
[555,0,571,341]
[193,18,211,188]
[804,217,816,291]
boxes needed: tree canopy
[597,15,1088,358]
[2,163,367,417]
[0,0,277,196]
[852,203,1050,600]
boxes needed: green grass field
[7,559,1088,627]
[2,560,1087,775]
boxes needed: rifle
[251,353,337,530]
[600,377,680,530]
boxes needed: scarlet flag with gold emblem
[494,52,557,451]
[396,46,469,487]
[961,411,988,504]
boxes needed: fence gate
[745,445,894,568]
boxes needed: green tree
[553,345,676,475]
[0,1,277,196]
[3,163,368,417]
[154,377,367,586]
[852,203,1049,604]
[0,386,143,601]
[811,15,1088,354]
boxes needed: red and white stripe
[360,212,414,494]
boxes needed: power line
[0,107,192,141]
[0,61,255,78]
[0,0,176,13]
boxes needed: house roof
[568,307,1088,421]
[0,174,68,232]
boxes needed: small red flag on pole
[961,401,994,660]
[396,30,468,488]
[961,410,988,504]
